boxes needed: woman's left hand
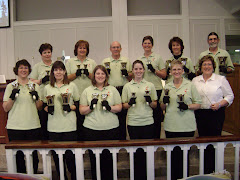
[211,103,221,111]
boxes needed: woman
[43,61,80,180]
[160,60,201,180]
[122,60,157,180]
[3,59,42,173]
[79,65,122,180]
[192,55,234,174]
[138,35,166,138]
[66,40,97,139]
[165,37,195,83]
[30,43,54,140]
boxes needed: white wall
[1,0,240,79]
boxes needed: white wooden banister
[5,135,240,180]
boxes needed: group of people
[2,32,234,180]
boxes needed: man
[102,41,132,140]
[196,32,234,76]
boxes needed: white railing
[5,135,240,180]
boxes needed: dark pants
[194,107,225,174]
[39,109,48,140]
[165,131,195,180]
[8,128,41,174]
[128,124,154,180]
[82,127,119,180]
[49,131,77,180]
[153,90,163,138]
[116,86,127,140]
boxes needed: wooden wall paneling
[190,19,220,64]
[128,21,154,61]
[224,65,240,135]
[14,28,49,66]
[76,22,113,64]
[49,26,77,61]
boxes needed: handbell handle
[103,106,106,111]
[33,95,36,100]
[132,104,135,107]
[93,104,96,109]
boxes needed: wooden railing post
[146,146,155,180]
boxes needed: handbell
[218,56,227,66]
[92,93,99,109]
[164,89,170,106]
[131,92,136,107]
[11,81,19,98]
[83,64,88,77]
[27,83,36,100]
[46,70,50,76]
[147,60,151,72]
[46,95,55,106]
[180,58,187,66]
[61,93,71,114]
[101,93,108,110]
[177,94,185,112]
[145,90,150,105]
[104,62,110,69]
[121,62,127,77]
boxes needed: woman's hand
[211,103,221,111]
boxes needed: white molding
[13,17,112,26]
[128,15,182,21]
[189,16,236,20]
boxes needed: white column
[6,149,17,173]
[215,142,224,172]
[181,0,191,57]
[199,144,205,175]
[74,148,85,180]
[111,0,129,57]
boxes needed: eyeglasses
[202,63,213,67]
[111,46,121,49]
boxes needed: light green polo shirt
[165,55,195,84]
[30,61,53,100]
[138,53,165,90]
[3,80,41,130]
[122,79,157,126]
[196,48,234,76]
[160,78,201,132]
[101,56,132,86]
[80,85,121,130]
[66,57,97,96]
[43,82,80,132]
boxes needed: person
[164,37,195,83]
[3,59,42,174]
[195,32,234,76]
[43,61,79,180]
[122,60,157,180]
[30,43,54,140]
[79,65,122,180]
[65,40,97,140]
[160,60,201,180]
[192,55,234,174]
[138,35,166,138]
[101,41,132,140]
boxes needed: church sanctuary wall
[0,0,239,79]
